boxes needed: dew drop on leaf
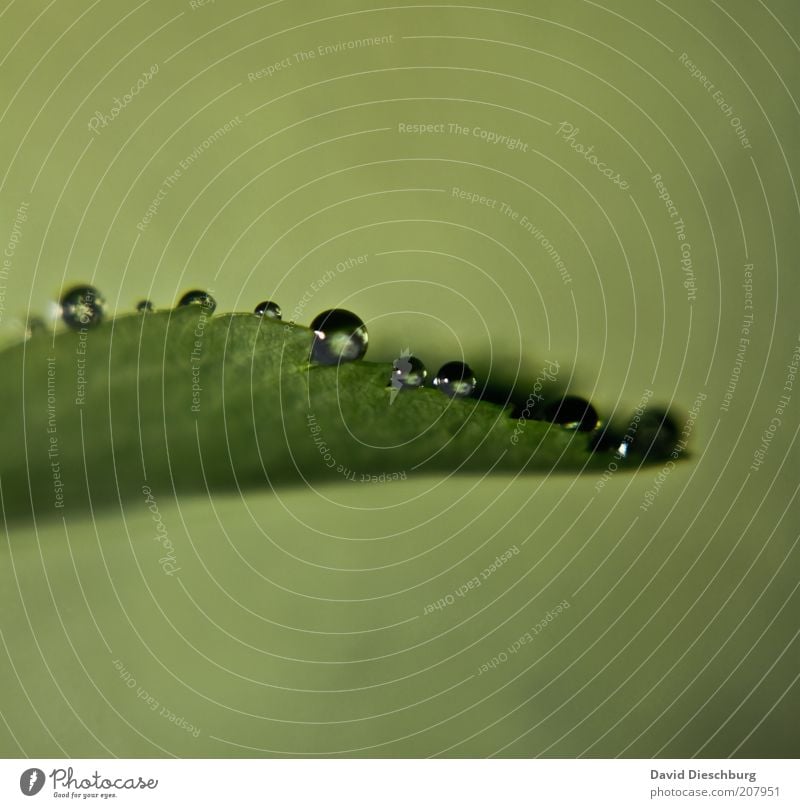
[254,300,282,319]
[24,316,46,339]
[309,309,368,365]
[390,354,426,389]
[433,361,476,398]
[629,409,680,459]
[177,289,216,313]
[60,285,105,330]
[543,396,599,432]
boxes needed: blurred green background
[0,0,798,757]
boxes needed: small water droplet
[136,300,154,312]
[309,309,368,365]
[433,361,476,398]
[60,285,105,330]
[390,354,426,389]
[177,289,216,313]
[543,396,599,432]
[254,300,282,319]
[25,316,46,339]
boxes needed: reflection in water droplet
[177,289,216,313]
[390,354,426,389]
[433,361,477,398]
[309,309,368,365]
[543,396,599,432]
[136,300,154,312]
[60,285,105,330]
[254,300,282,319]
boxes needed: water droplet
[630,409,679,458]
[390,354,426,389]
[511,399,543,420]
[177,289,216,313]
[136,300,154,312]
[309,309,368,365]
[254,300,282,319]
[60,285,105,330]
[433,361,476,398]
[589,408,679,460]
[543,396,599,432]
[25,316,46,339]
[589,425,624,455]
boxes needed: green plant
[0,305,665,521]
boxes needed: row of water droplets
[49,284,678,457]
[53,286,474,399]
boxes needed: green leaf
[0,308,653,521]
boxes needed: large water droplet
[390,354,426,389]
[543,396,599,432]
[309,309,368,365]
[254,300,282,319]
[590,407,679,460]
[177,289,216,313]
[136,299,154,313]
[433,361,476,398]
[60,285,105,330]
[589,424,625,455]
